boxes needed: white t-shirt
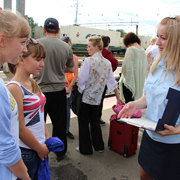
[148,45,159,60]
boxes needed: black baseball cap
[44,18,59,30]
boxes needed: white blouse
[78,52,117,105]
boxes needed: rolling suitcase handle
[132,129,137,147]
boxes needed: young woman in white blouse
[118,16,180,180]
[76,36,124,155]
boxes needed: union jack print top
[7,81,46,149]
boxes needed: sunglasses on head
[61,36,71,41]
[26,38,38,46]
[169,15,179,22]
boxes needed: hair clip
[26,38,38,46]
[169,15,176,19]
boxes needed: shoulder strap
[7,81,24,95]
[7,81,21,87]
[7,81,32,96]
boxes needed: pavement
[1,70,145,180]
[46,100,145,180]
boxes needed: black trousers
[78,102,104,155]
[122,83,134,103]
[98,86,107,120]
[44,89,67,156]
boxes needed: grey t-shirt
[34,37,74,93]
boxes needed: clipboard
[118,118,156,131]
[119,88,180,131]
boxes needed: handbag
[71,83,83,116]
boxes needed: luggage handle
[132,129,137,146]
[116,131,122,135]
[116,120,127,125]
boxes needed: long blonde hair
[151,16,180,86]
[0,9,30,38]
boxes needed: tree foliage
[116,29,126,37]
[26,16,38,38]
[107,29,127,37]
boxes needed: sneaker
[99,120,106,126]
[56,155,64,162]
[98,150,104,153]
[76,146,79,152]
[66,131,75,139]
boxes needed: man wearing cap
[34,18,74,162]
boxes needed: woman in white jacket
[77,36,124,155]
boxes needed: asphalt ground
[1,70,145,180]
[46,96,145,180]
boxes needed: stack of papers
[119,88,180,131]
[118,118,157,131]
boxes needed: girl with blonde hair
[0,9,31,180]
[118,16,180,180]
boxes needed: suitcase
[108,119,139,157]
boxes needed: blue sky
[0,0,179,36]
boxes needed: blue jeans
[66,94,72,133]
[19,148,40,180]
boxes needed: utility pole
[16,0,25,17]
[74,0,79,25]
[2,0,25,73]
[136,25,138,35]
[3,0,25,17]
[4,0,12,9]
[3,0,13,73]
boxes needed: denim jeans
[18,148,40,180]
[66,93,72,133]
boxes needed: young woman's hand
[66,86,71,94]
[117,97,125,106]
[117,102,137,119]
[156,124,180,136]
[37,144,50,161]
